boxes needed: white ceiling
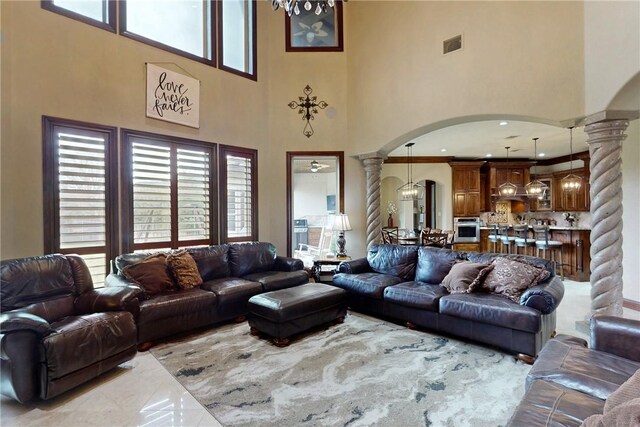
[389,120,590,160]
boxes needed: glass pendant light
[525,137,548,198]
[561,127,582,191]
[497,146,518,197]
[397,143,424,201]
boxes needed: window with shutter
[43,117,117,287]
[122,130,217,252]
[220,145,257,242]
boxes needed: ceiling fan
[309,159,330,173]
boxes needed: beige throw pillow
[581,369,640,427]
[480,257,550,303]
[441,261,494,294]
[167,250,203,289]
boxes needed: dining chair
[421,232,449,248]
[381,227,399,244]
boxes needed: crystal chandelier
[497,146,518,197]
[272,0,338,16]
[525,137,548,198]
[397,143,424,201]
[561,127,582,191]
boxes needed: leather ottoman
[247,283,347,346]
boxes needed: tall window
[41,0,116,32]
[43,117,118,287]
[220,145,258,242]
[121,130,217,252]
[218,0,257,80]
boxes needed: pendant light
[525,137,548,198]
[497,146,518,197]
[397,143,424,201]
[561,127,582,191]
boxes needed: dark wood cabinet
[450,161,484,217]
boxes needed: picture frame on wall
[285,2,343,52]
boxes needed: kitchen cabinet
[450,161,484,217]
[483,161,533,213]
[529,176,553,212]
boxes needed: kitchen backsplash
[481,207,592,228]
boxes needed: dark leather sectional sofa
[333,244,565,359]
[106,242,309,344]
[508,315,640,426]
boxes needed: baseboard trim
[623,299,640,312]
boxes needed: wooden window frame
[42,116,119,271]
[41,0,117,33]
[217,0,258,81]
[220,145,258,243]
[120,129,218,253]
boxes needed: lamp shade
[331,214,352,232]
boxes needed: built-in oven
[453,217,480,243]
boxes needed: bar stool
[499,224,517,254]
[533,225,564,279]
[487,224,501,253]
[513,224,535,256]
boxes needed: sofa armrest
[337,258,371,274]
[591,315,640,362]
[520,276,565,314]
[274,256,304,272]
[0,312,53,336]
[75,286,141,317]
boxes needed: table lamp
[331,213,352,259]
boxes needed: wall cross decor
[288,85,328,138]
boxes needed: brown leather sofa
[106,242,308,345]
[507,315,640,426]
[333,244,564,359]
[0,254,138,403]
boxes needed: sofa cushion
[527,336,640,400]
[383,282,448,311]
[439,293,542,333]
[242,270,308,292]
[201,277,264,306]
[507,380,605,427]
[415,247,465,285]
[138,288,217,324]
[166,250,203,289]
[441,261,493,294]
[476,257,550,302]
[332,272,403,299]
[1,254,75,310]
[366,244,418,281]
[229,242,276,277]
[43,311,136,380]
[187,245,230,281]
[121,253,174,297]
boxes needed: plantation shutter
[44,118,117,288]
[177,148,210,243]
[220,146,257,242]
[131,142,172,247]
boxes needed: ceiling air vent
[443,35,462,55]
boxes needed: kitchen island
[476,225,591,281]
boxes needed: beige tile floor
[1,280,638,427]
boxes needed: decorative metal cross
[288,85,328,138]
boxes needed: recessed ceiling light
[486,154,492,157]
[538,153,545,157]
[499,121,508,126]
[440,148,447,152]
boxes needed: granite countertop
[480,225,592,231]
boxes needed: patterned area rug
[151,312,530,427]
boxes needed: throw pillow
[479,257,551,303]
[441,261,494,294]
[122,253,174,297]
[581,369,640,427]
[167,250,203,289]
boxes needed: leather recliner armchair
[0,254,139,403]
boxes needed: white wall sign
[146,63,200,128]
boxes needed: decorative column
[584,117,629,317]
[361,155,385,248]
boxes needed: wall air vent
[443,35,463,55]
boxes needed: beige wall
[1,0,638,301]
[622,119,640,302]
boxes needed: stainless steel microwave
[453,217,480,243]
